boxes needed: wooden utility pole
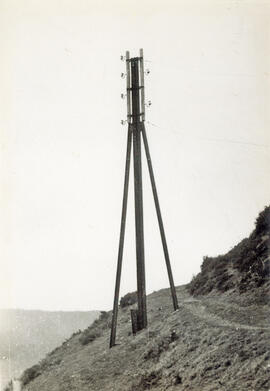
[131,58,147,331]
[110,49,178,348]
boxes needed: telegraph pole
[110,49,178,348]
[131,57,147,331]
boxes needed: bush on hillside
[21,364,42,386]
[255,205,270,235]
[188,205,270,296]
[131,370,162,390]
[79,311,109,346]
[120,291,137,308]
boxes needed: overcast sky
[0,0,269,311]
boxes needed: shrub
[255,206,270,235]
[120,291,137,308]
[131,370,162,390]
[79,329,101,345]
[21,364,41,386]
[79,311,109,346]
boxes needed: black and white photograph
[0,0,269,390]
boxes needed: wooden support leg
[110,126,133,348]
[141,123,179,311]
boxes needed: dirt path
[20,287,270,391]
[181,297,270,331]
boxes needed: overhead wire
[143,58,268,150]
[146,121,269,150]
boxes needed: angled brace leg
[110,125,133,348]
[141,123,179,311]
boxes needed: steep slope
[0,309,99,389]
[17,286,270,391]
[14,206,270,391]
[188,205,270,298]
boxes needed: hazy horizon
[0,307,99,312]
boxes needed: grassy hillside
[16,285,270,391]
[7,206,270,391]
[188,205,270,298]
[0,309,99,389]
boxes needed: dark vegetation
[79,311,110,345]
[21,365,42,386]
[120,291,137,308]
[19,337,71,387]
[188,205,270,297]
[131,370,162,390]
[143,333,179,362]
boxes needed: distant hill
[11,206,270,391]
[0,309,99,389]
